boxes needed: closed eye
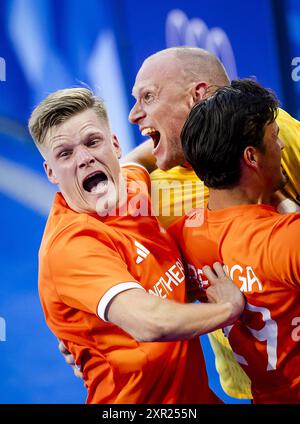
[58,150,72,159]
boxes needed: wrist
[225,294,246,324]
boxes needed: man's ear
[43,161,58,185]
[191,81,210,104]
[243,146,259,170]
[112,134,122,159]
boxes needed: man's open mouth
[83,171,108,193]
[141,127,160,149]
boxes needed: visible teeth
[141,127,157,136]
[91,180,108,194]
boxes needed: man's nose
[128,102,146,124]
[76,147,95,168]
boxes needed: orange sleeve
[167,215,207,302]
[167,215,186,245]
[46,220,143,320]
[267,213,300,289]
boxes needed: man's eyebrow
[53,132,103,150]
[132,85,156,97]
[53,143,71,151]
[86,131,103,138]
[49,135,69,150]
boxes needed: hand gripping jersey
[38,164,219,404]
[152,108,300,399]
[169,205,300,403]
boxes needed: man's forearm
[106,287,243,343]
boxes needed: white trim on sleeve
[97,282,145,322]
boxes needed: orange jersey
[169,205,300,403]
[39,164,219,404]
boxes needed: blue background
[0,0,299,404]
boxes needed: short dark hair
[181,79,279,189]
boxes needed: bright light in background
[0,317,6,342]
[0,157,56,216]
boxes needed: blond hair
[28,88,110,149]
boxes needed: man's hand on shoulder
[203,262,246,324]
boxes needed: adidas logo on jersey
[134,240,150,264]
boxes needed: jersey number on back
[224,302,278,371]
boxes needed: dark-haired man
[170,79,300,403]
